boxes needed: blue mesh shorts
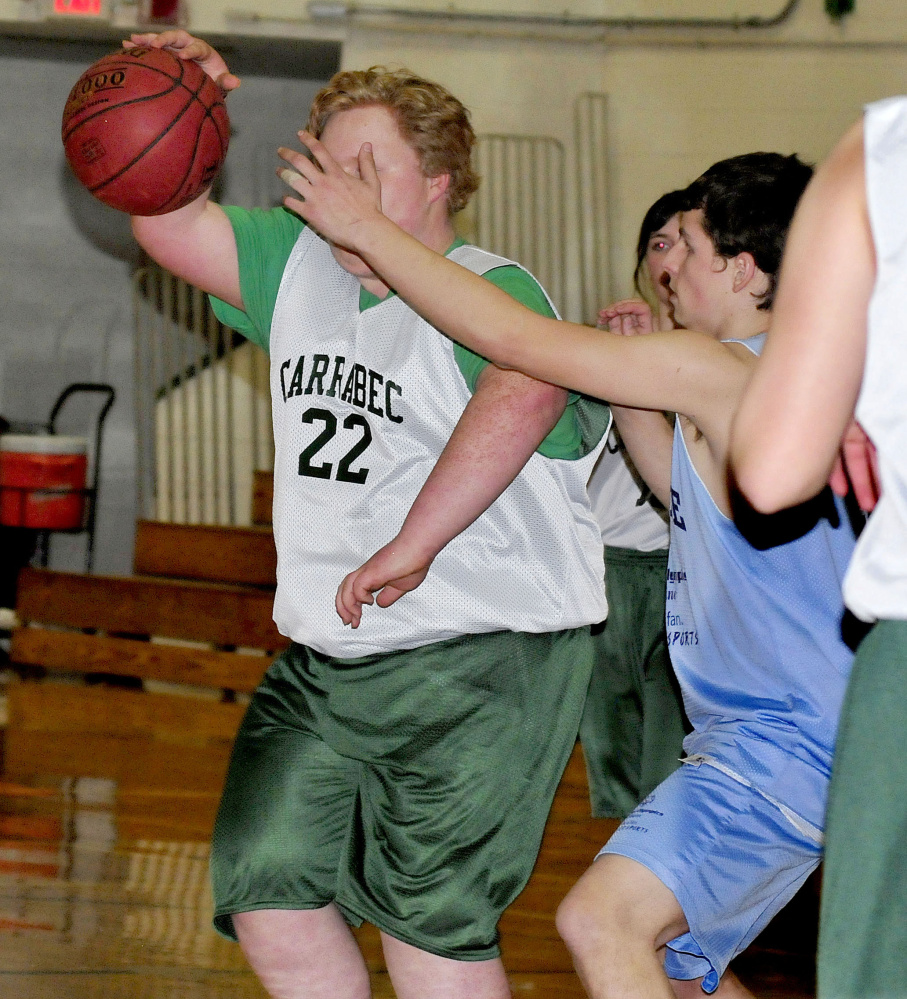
[598,756,823,992]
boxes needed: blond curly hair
[308,67,480,214]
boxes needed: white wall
[339,0,907,314]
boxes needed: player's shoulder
[222,204,305,243]
[721,334,765,367]
[448,242,515,272]
[449,242,557,318]
[669,329,761,366]
[654,331,756,440]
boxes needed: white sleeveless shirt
[586,429,669,552]
[844,96,907,622]
[269,228,608,656]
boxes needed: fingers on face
[298,130,323,158]
[300,131,349,178]
[296,131,323,168]
[277,148,317,201]
[358,144,377,182]
[278,167,305,191]
[280,145,321,182]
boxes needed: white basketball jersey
[844,97,907,622]
[268,229,608,657]
[587,429,669,552]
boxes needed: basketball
[61,46,230,216]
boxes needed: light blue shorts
[597,756,823,992]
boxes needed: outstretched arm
[278,135,749,431]
[336,366,567,626]
[126,31,242,307]
[731,119,875,513]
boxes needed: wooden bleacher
[133,520,278,586]
[4,472,615,978]
[6,543,284,791]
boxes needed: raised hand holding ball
[62,45,230,216]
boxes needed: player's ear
[731,251,759,292]
[427,172,451,206]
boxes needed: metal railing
[133,263,273,527]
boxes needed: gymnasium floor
[0,682,817,999]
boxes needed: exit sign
[52,0,108,16]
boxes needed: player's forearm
[353,219,745,426]
[609,405,673,508]
[358,222,700,412]
[131,193,243,308]
[393,370,567,561]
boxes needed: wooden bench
[6,516,284,791]
[133,519,277,586]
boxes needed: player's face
[318,105,443,280]
[643,213,680,307]
[663,209,733,334]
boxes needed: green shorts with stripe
[210,626,594,961]
[579,546,689,818]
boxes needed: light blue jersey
[602,335,858,990]
[666,338,856,830]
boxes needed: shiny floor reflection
[0,772,814,998]
[0,778,591,998]
[0,778,269,998]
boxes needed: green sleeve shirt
[210,206,582,458]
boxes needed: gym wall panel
[342,3,907,319]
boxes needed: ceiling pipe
[307,0,801,32]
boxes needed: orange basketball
[62,47,230,216]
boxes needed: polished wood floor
[0,778,818,997]
[0,680,818,998]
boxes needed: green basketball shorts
[210,626,594,960]
[579,546,689,818]
[819,619,907,998]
